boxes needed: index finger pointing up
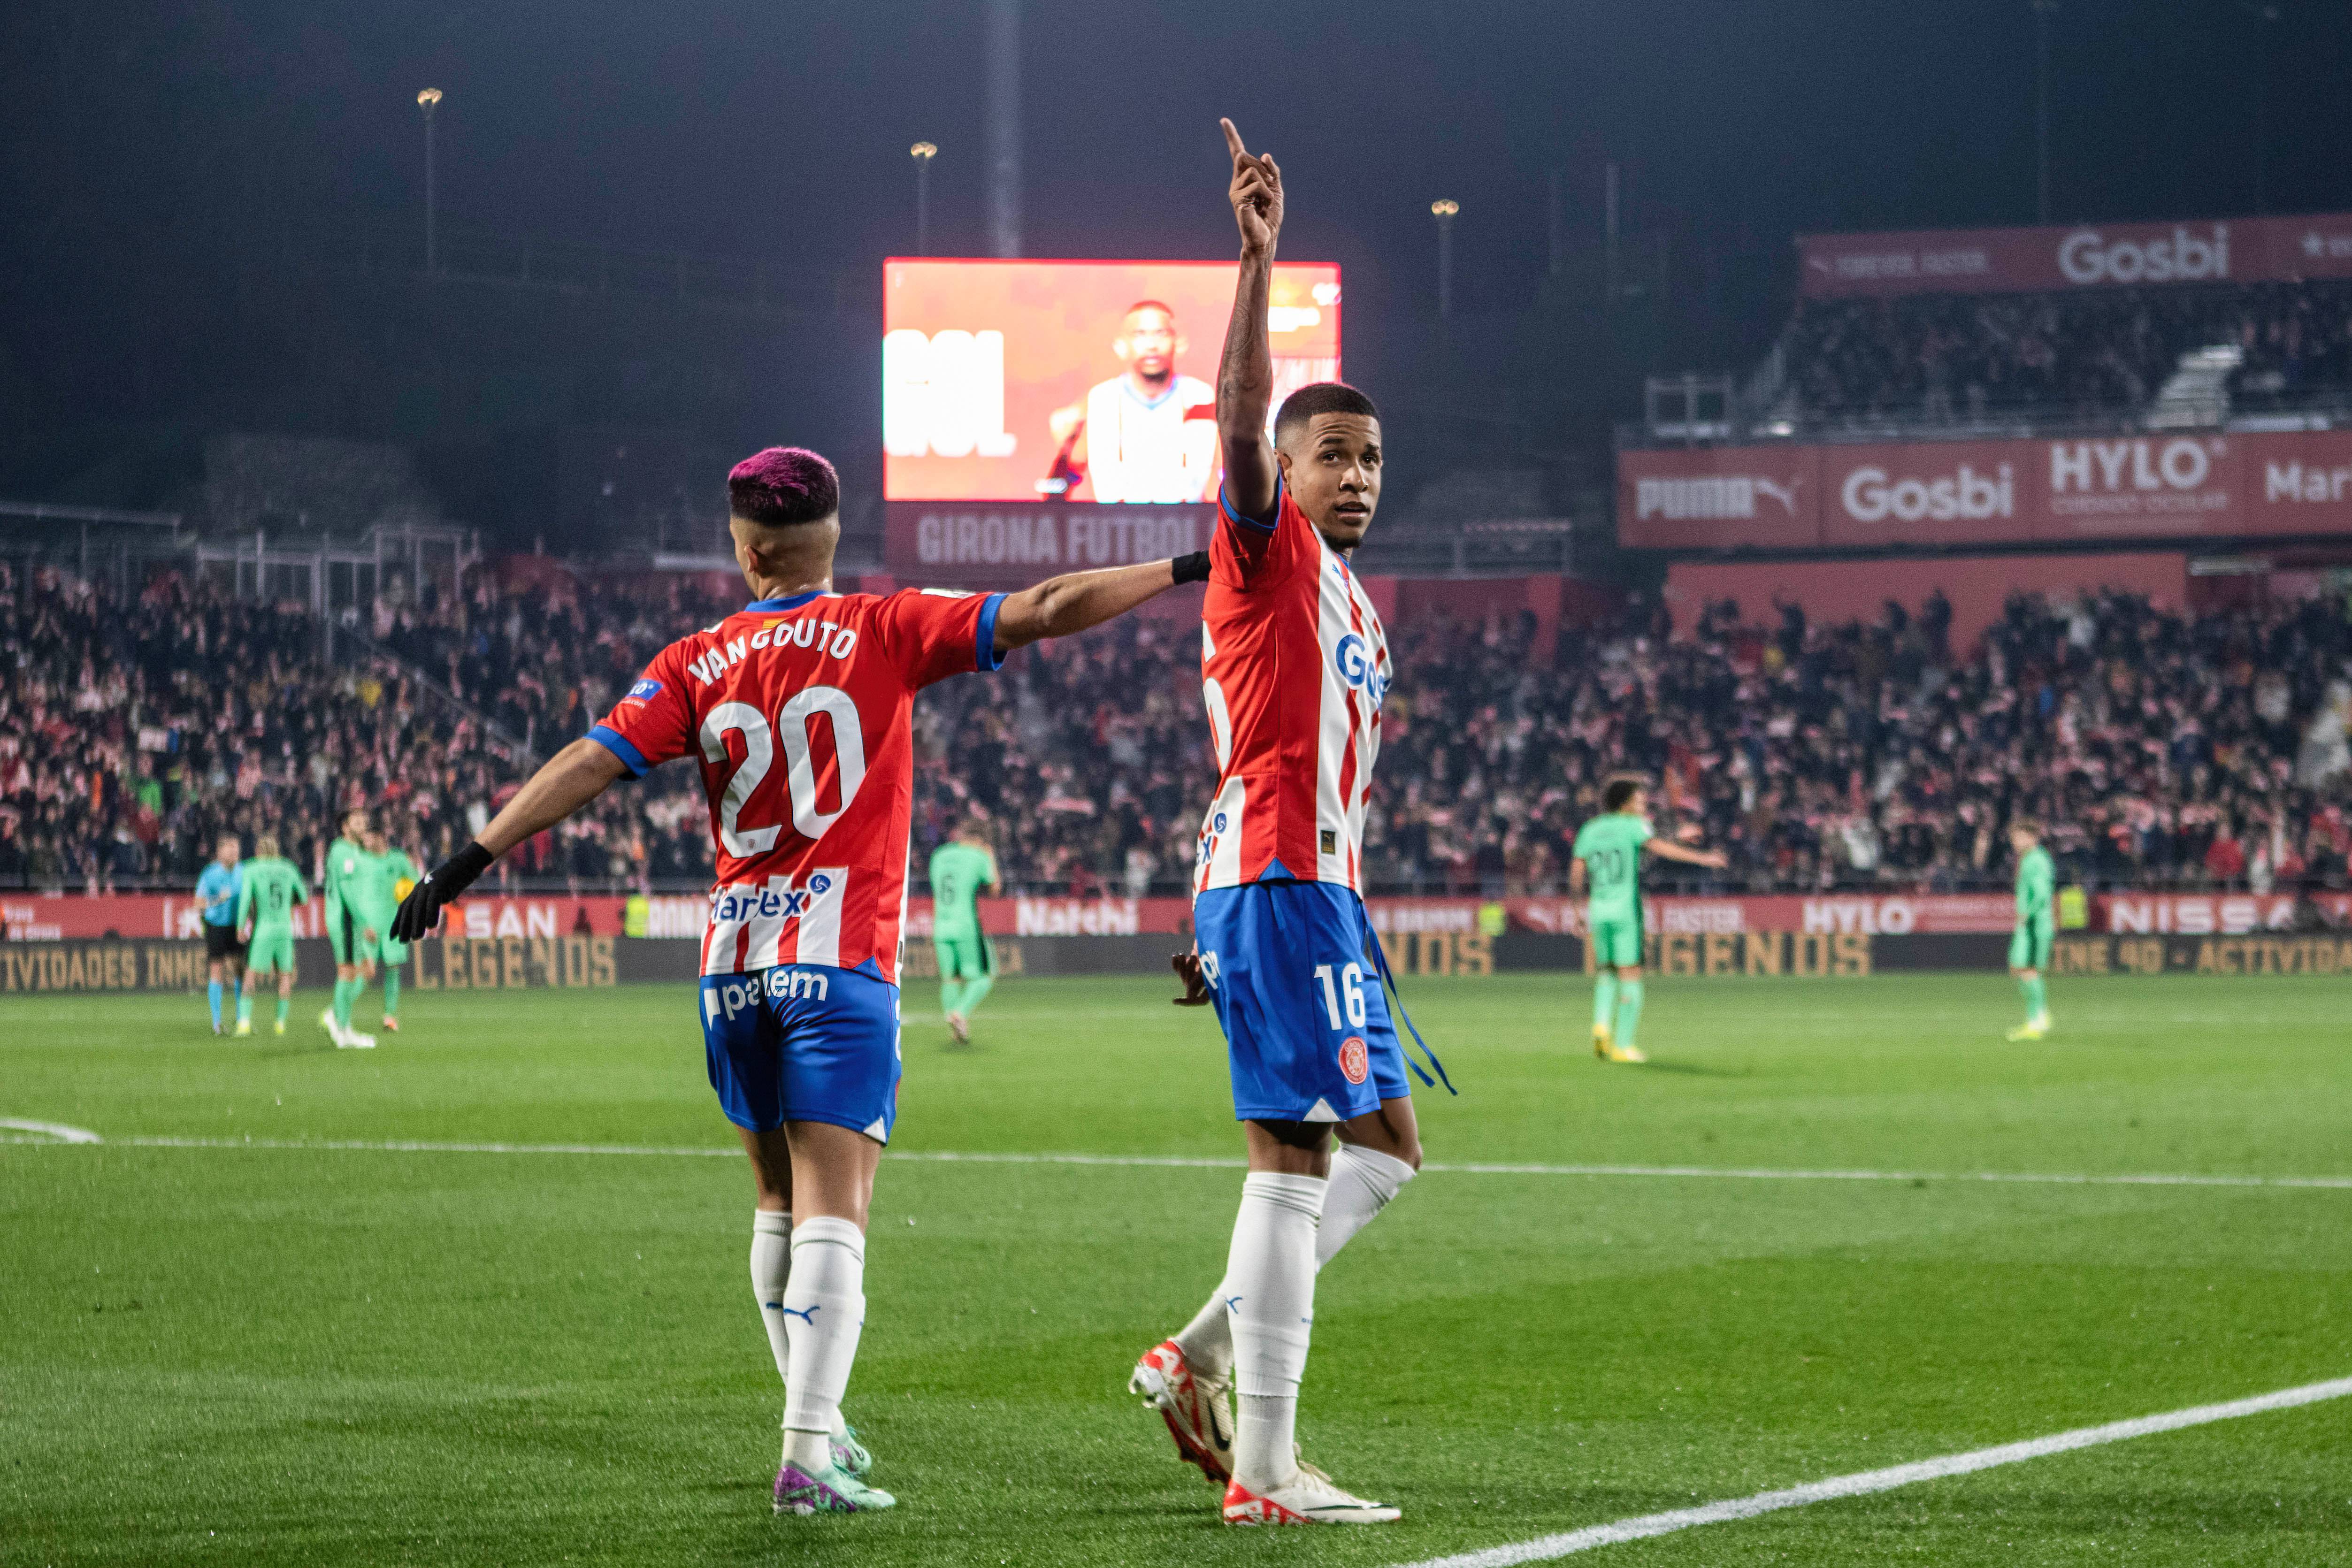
[1220,117,1250,160]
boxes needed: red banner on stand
[1798,213,2352,298]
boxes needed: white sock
[781,1216,866,1471]
[1173,1147,1414,1382]
[1316,1144,1416,1269]
[1225,1171,1324,1493]
[1172,1287,1233,1378]
[751,1209,793,1386]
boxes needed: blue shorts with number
[1192,880,1409,1124]
[699,964,902,1142]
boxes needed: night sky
[4,0,2349,496]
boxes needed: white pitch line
[0,1117,101,1143]
[2,1132,2349,1190]
[1393,1374,2352,1568]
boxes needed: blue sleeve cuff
[1218,480,1279,532]
[587,724,651,779]
[974,593,1009,672]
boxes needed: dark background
[5,0,2347,547]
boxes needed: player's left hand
[1171,951,1212,1006]
[1220,118,1282,254]
[391,841,495,942]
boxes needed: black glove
[1172,551,1211,585]
[1171,951,1213,1006]
[391,841,495,942]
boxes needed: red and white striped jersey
[1195,481,1390,895]
[588,588,1005,981]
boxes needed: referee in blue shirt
[195,836,246,1035]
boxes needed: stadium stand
[5,559,2347,899]
[1770,281,2352,426]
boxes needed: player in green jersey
[1569,774,1729,1063]
[234,834,309,1038]
[321,808,375,1048]
[928,819,1000,1045]
[360,826,419,1033]
[2006,818,2056,1041]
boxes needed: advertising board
[1621,428,2352,550]
[1797,212,2352,298]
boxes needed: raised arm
[389,738,628,941]
[1216,117,1283,523]
[992,557,1195,654]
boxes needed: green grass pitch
[4,971,2349,1566]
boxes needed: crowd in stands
[5,558,2350,901]
[1778,281,2352,423]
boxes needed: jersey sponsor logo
[626,678,663,701]
[710,872,835,926]
[1337,1034,1369,1086]
[1332,632,1387,707]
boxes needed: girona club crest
[1338,1035,1369,1086]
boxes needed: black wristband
[1172,551,1211,585]
[440,841,495,894]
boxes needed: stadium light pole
[2030,1,2055,223]
[910,142,937,256]
[2244,2,2279,215]
[1431,199,1459,320]
[417,88,444,274]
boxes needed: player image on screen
[390,443,1206,1518]
[196,834,245,1035]
[2006,818,2056,1041]
[1044,302,1218,503]
[1129,119,1436,1529]
[928,817,999,1046]
[1570,775,1728,1065]
[234,834,307,1038]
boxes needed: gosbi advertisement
[1796,212,2352,298]
[881,258,1341,587]
[1619,427,2352,550]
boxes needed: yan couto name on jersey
[678,615,864,685]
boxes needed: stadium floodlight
[416,89,444,275]
[911,142,938,257]
[1430,199,1460,319]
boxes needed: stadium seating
[1770,280,2352,426]
[2,560,2346,896]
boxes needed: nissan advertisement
[1621,428,2352,551]
[1797,211,2352,298]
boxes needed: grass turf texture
[2,972,2348,1566]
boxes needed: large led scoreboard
[882,258,1339,584]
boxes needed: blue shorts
[1192,880,1410,1124]
[699,965,903,1142]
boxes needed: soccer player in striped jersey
[391,444,1203,1517]
[1129,119,1420,1527]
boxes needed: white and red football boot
[1126,1339,1233,1482]
[1222,1457,1400,1524]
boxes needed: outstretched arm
[1646,839,1729,870]
[476,740,628,856]
[1216,117,1283,523]
[992,558,1194,654]
[390,739,628,940]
